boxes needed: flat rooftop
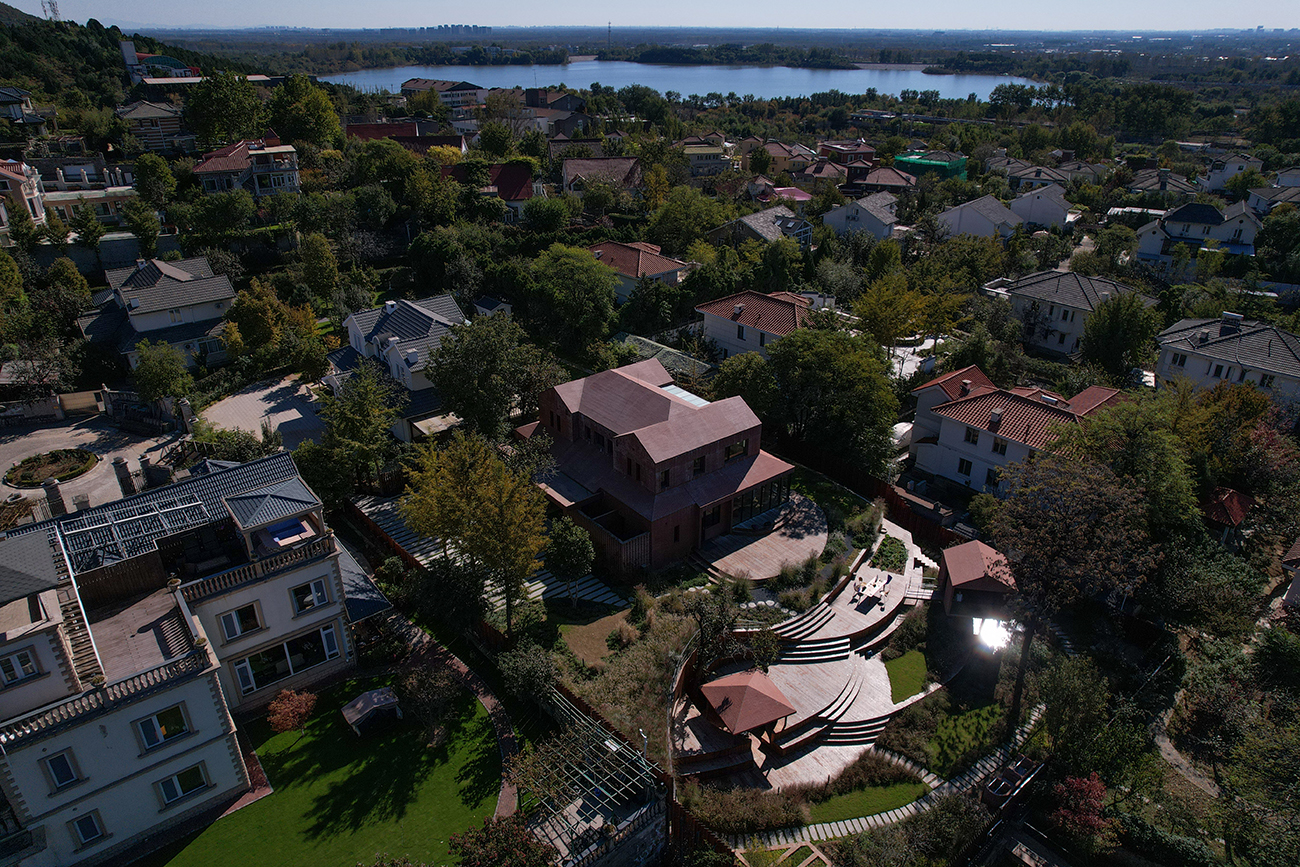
[87,589,194,682]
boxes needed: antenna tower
[608,22,612,50]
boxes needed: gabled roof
[588,241,691,280]
[347,295,466,372]
[1203,487,1254,528]
[0,86,30,102]
[898,150,965,164]
[1128,168,1196,194]
[940,195,1022,229]
[942,539,1015,594]
[713,205,807,243]
[856,192,898,224]
[224,477,319,529]
[563,156,641,189]
[116,100,182,121]
[105,257,234,314]
[695,290,811,337]
[1249,186,1300,208]
[1010,165,1071,184]
[1158,316,1300,378]
[1002,271,1152,314]
[1015,183,1071,209]
[1165,201,1227,226]
[912,365,997,401]
[441,162,534,201]
[860,166,918,188]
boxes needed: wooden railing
[181,534,336,603]
[0,650,209,747]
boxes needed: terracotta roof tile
[588,241,692,281]
[912,365,997,401]
[942,539,1015,592]
[1203,487,1254,528]
[932,389,1080,451]
[695,290,811,337]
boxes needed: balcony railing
[0,650,209,748]
[181,534,336,604]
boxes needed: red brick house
[519,360,794,571]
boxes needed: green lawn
[790,466,869,520]
[928,703,1004,778]
[140,675,500,867]
[885,650,928,704]
[808,782,930,824]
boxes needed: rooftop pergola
[58,496,210,574]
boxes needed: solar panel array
[58,497,211,574]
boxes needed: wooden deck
[697,494,828,580]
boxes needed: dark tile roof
[1003,271,1153,314]
[714,205,806,243]
[562,157,642,189]
[1158,317,1300,378]
[1164,202,1226,226]
[105,257,234,315]
[1128,169,1196,194]
[224,477,320,529]
[695,290,811,337]
[0,533,62,606]
[942,195,1022,228]
[116,100,181,121]
[860,167,918,188]
[337,544,391,623]
[9,454,304,575]
[1010,165,1071,184]
[347,295,466,373]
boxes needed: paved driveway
[0,417,174,508]
[201,375,325,451]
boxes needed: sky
[16,0,1300,32]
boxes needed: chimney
[384,300,397,314]
[42,478,67,518]
[72,493,91,512]
[112,457,136,497]
[734,303,745,316]
[1198,329,1210,343]
[405,349,419,365]
[1158,167,1169,192]
[990,407,1004,425]
[135,258,147,271]
[960,379,971,395]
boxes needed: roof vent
[1041,395,1059,406]
[990,407,1004,424]
[384,300,397,314]
[135,258,147,271]
[960,379,971,395]
[128,297,139,309]
[387,336,400,348]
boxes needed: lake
[320,60,1034,101]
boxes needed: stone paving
[201,375,325,450]
[0,416,173,509]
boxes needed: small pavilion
[700,669,796,736]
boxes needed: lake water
[321,60,1034,101]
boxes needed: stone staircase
[771,671,864,754]
[486,567,629,611]
[776,635,851,664]
[772,602,835,641]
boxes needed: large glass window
[290,579,329,615]
[138,704,189,750]
[234,625,340,695]
[731,476,791,524]
[158,764,207,805]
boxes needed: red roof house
[695,290,813,360]
[589,241,695,303]
[939,539,1015,615]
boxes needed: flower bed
[870,535,907,574]
[5,449,98,487]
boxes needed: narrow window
[737,324,745,340]
[71,812,104,846]
[957,458,973,477]
[992,438,1007,456]
[44,752,79,791]
[759,332,766,347]
[964,427,980,445]
[673,525,681,543]
[985,468,999,487]
[661,469,670,490]
[693,455,705,477]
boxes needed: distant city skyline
[17,1,1300,33]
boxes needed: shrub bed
[871,536,908,574]
[5,449,98,487]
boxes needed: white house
[77,257,235,370]
[1277,166,1300,188]
[822,192,898,241]
[910,365,1120,491]
[1136,201,1262,268]
[986,271,1157,355]
[1155,312,1300,404]
[1246,185,1300,216]
[0,454,385,866]
[693,290,811,360]
[936,195,1023,240]
[1203,153,1264,192]
[1009,184,1071,229]
[327,295,469,442]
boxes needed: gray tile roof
[105,257,234,315]
[0,533,62,606]
[347,295,466,372]
[1004,271,1154,314]
[224,477,320,529]
[1165,202,1227,226]
[943,195,1022,229]
[9,454,304,575]
[856,192,898,224]
[1159,317,1300,379]
[1016,184,1070,208]
[715,206,804,243]
[337,544,391,623]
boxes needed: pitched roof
[695,290,811,337]
[1165,201,1227,226]
[1015,183,1071,209]
[1009,165,1072,184]
[1128,168,1196,194]
[856,192,898,224]
[116,100,181,120]
[714,205,804,243]
[347,295,466,372]
[912,365,998,401]
[941,194,1022,229]
[1249,186,1300,208]
[224,477,320,529]
[193,140,253,175]
[1158,316,1300,378]
[1203,487,1254,527]
[105,257,234,314]
[899,150,964,163]
[441,162,534,201]
[700,669,796,734]
[860,166,918,188]
[1002,271,1152,314]
[929,376,1120,450]
[0,533,62,607]
[588,241,691,280]
[563,156,641,189]
[941,539,1015,593]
